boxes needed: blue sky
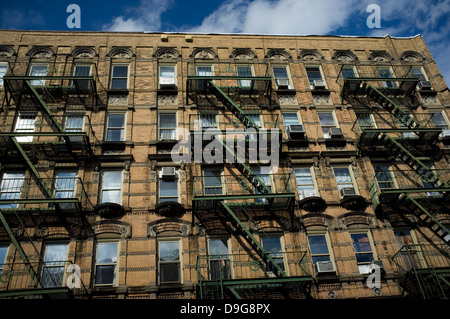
[1,0,449,83]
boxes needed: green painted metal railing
[196,251,312,299]
[391,244,450,299]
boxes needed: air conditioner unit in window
[417,80,432,91]
[276,79,289,89]
[315,261,336,274]
[160,167,176,179]
[159,76,176,88]
[313,80,326,89]
[287,125,306,139]
[298,190,317,200]
[160,132,176,141]
[327,127,343,139]
[340,187,356,198]
[441,129,450,138]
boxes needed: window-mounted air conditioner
[417,80,432,91]
[340,187,356,198]
[160,167,176,179]
[298,190,317,200]
[313,80,326,90]
[276,79,289,89]
[441,129,450,138]
[159,76,176,88]
[327,127,343,139]
[315,261,336,274]
[160,132,176,141]
[287,124,306,139]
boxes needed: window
[0,172,25,209]
[373,165,394,189]
[410,67,427,82]
[15,113,36,143]
[159,169,178,203]
[261,236,285,274]
[333,167,356,195]
[282,112,301,134]
[72,65,91,90]
[159,240,181,283]
[29,64,47,86]
[377,67,396,88]
[341,65,356,79]
[253,167,272,203]
[0,63,7,88]
[159,65,176,88]
[0,245,9,278]
[100,171,122,204]
[54,171,77,208]
[203,168,223,195]
[272,66,291,89]
[308,234,332,264]
[159,113,177,140]
[199,113,217,129]
[65,115,84,143]
[305,66,325,89]
[237,65,253,88]
[295,167,317,199]
[105,113,125,142]
[318,112,337,138]
[350,232,374,274]
[430,112,449,131]
[356,113,374,131]
[196,65,212,90]
[110,65,129,90]
[208,238,231,280]
[41,243,68,288]
[95,242,118,286]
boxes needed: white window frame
[282,112,302,134]
[158,169,179,203]
[260,234,287,276]
[159,64,177,88]
[158,239,182,284]
[100,170,123,205]
[236,64,254,88]
[272,65,292,89]
[207,237,232,280]
[377,66,397,88]
[110,64,129,90]
[41,242,69,288]
[307,232,335,266]
[72,64,92,90]
[94,241,119,287]
[158,112,177,140]
[0,244,10,277]
[0,62,8,88]
[305,65,327,89]
[340,65,357,80]
[14,113,37,143]
[350,231,376,274]
[0,172,25,209]
[294,166,319,200]
[29,64,48,86]
[333,165,358,195]
[105,112,126,142]
[202,168,223,196]
[318,111,339,138]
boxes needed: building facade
[0,30,449,300]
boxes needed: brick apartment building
[0,30,449,300]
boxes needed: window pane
[66,116,83,131]
[108,114,125,128]
[342,67,355,79]
[209,239,228,256]
[95,265,116,285]
[160,242,179,262]
[197,66,212,76]
[272,67,288,79]
[318,113,335,126]
[101,190,121,204]
[334,168,352,183]
[283,113,299,126]
[44,243,68,263]
[306,66,322,82]
[0,246,8,264]
[103,171,121,189]
[308,235,329,255]
[159,180,177,197]
[261,237,282,256]
[112,65,128,78]
[351,233,372,252]
[160,66,175,78]
[42,267,65,288]
[74,65,90,76]
[97,243,118,264]
[160,263,180,283]
[159,114,176,128]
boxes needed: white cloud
[190,0,359,34]
[102,0,174,32]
